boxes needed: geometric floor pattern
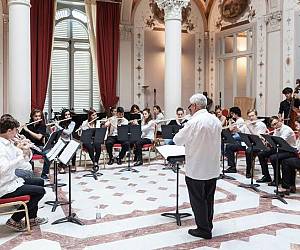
[0,157,300,250]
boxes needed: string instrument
[287,81,300,130]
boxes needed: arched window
[44,3,100,116]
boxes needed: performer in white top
[153,105,165,135]
[132,108,156,166]
[257,116,297,185]
[0,115,47,232]
[104,107,129,165]
[80,108,103,170]
[174,93,222,239]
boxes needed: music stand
[43,130,63,152]
[52,140,84,226]
[81,128,106,180]
[130,113,141,124]
[118,125,142,172]
[260,135,297,204]
[156,145,191,226]
[219,130,237,180]
[44,139,69,212]
[161,125,182,172]
[238,133,264,192]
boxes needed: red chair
[0,195,31,233]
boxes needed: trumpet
[46,117,72,127]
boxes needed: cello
[287,79,300,130]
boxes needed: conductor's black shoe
[224,167,237,173]
[246,173,251,179]
[108,159,114,165]
[256,176,272,183]
[188,229,212,239]
[116,158,122,165]
[134,161,143,166]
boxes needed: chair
[79,143,107,169]
[0,195,31,233]
[30,154,44,171]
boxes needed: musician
[214,105,227,127]
[165,107,187,145]
[0,115,47,232]
[81,108,102,170]
[257,116,297,185]
[132,108,156,166]
[278,87,300,126]
[105,107,129,165]
[153,105,165,135]
[20,109,50,180]
[130,104,143,120]
[174,93,221,239]
[203,91,213,111]
[280,116,300,195]
[224,107,245,174]
[54,109,76,173]
[20,109,47,147]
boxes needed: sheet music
[46,138,66,161]
[156,145,185,159]
[58,140,80,165]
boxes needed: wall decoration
[219,0,249,22]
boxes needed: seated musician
[81,108,102,170]
[215,106,227,127]
[280,116,300,195]
[153,105,165,136]
[20,109,50,180]
[105,107,129,165]
[165,107,187,145]
[257,116,297,185]
[0,115,47,232]
[132,108,156,166]
[130,104,143,120]
[54,109,76,173]
[224,107,245,173]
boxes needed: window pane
[72,20,88,40]
[74,42,90,49]
[224,59,234,108]
[55,19,70,39]
[52,90,70,112]
[54,41,69,49]
[74,51,91,112]
[72,9,87,23]
[56,8,71,21]
[225,35,234,53]
[237,57,247,96]
[52,50,69,90]
[237,31,247,52]
[248,30,253,51]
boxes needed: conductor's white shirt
[173,109,222,180]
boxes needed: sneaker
[6,218,27,232]
[29,217,48,227]
[224,167,237,173]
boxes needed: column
[155,0,190,118]
[8,0,31,123]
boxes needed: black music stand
[81,128,106,180]
[260,134,297,204]
[45,139,69,212]
[238,133,264,192]
[43,130,63,152]
[161,125,181,172]
[52,140,84,226]
[219,130,237,180]
[161,155,191,226]
[118,125,142,173]
[130,113,141,124]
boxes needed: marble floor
[1,156,300,250]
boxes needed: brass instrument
[223,118,265,130]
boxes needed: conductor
[173,93,222,239]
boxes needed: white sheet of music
[58,140,80,165]
[156,145,185,159]
[46,138,66,161]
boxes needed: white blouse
[141,120,156,141]
[0,137,29,197]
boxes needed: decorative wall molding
[264,10,282,32]
[120,24,132,41]
[155,0,190,21]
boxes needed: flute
[46,117,72,126]
[222,118,265,130]
[75,117,100,133]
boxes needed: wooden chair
[0,195,31,233]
